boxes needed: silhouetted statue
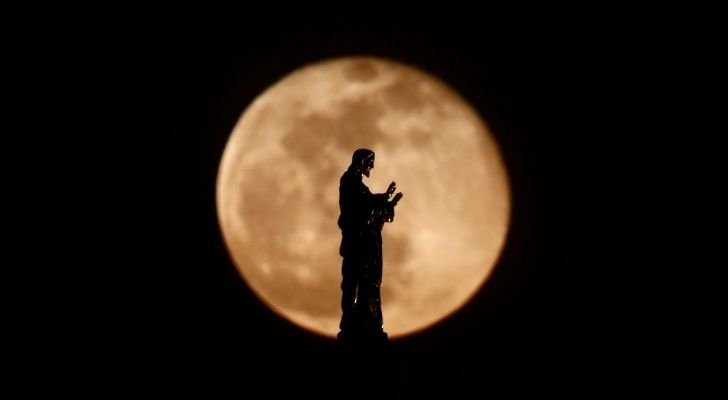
[337,148,403,341]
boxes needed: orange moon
[217,56,510,339]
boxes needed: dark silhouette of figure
[337,148,403,341]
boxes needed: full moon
[217,56,510,339]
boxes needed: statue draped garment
[338,167,396,333]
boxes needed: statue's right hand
[392,192,403,204]
[387,181,397,197]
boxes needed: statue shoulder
[340,169,360,187]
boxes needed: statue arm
[361,184,389,207]
[377,192,403,223]
[367,181,397,207]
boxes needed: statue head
[352,148,375,177]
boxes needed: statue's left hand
[392,192,403,204]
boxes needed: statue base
[337,328,388,345]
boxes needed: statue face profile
[362,158,373,177]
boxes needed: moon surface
[217,56,510,339]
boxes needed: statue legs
[339,255,386,340]
[340,257,361,331]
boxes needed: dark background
[160,12,667,398]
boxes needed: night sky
[161,13,659,398]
